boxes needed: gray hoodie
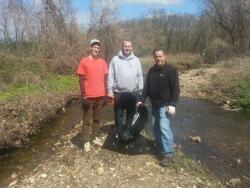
[108,51,143,95]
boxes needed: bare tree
[203,0,250,53]
[0,5,11,48]
[0,0,41,54]
[88,0,120,62]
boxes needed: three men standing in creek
[76,39,180,167]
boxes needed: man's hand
[136,101,143,107]
[102,96,109,106]
[166,106,176,116]
[105,92,115,106]
[108,92,114,99]
[81,97,90,108]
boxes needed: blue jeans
[152,106,173,156]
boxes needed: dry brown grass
[215,57,250,80]
[0,78,6,92]
[167,53,202,65]
[211,57,250,95]
[140,53,202,72]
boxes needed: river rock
[222,104,230,111]
[29,178,35,184]
[148,173,154,177]
[146,162,154,166]
[97,167,104,175]
[110,167,115,171]
[9,180,18,187]
[74,123,82,130]
[92,137,104,147]
[138,177,145,181]
[226,178,241,187]
[104,121,115,126]
[84,142,91,152]
[235,158,242,166]
[11,173,18,179]
[242,175,250,181]
[40,173,47,178]
[208,156,217,159]
[189,136,202,143]
[54,142,61,146]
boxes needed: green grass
[46,75,78,92]
[0,54,78,101]
[0,84,42,100]
[233,79,250,111]
[0,75,78,100]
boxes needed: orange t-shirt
[76,56,108,98]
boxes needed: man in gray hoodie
[108,41,143,129]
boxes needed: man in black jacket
[139,48,180,166]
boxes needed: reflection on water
[0,98,250,187]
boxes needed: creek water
[0,98,249,187]
[172,98,250,187]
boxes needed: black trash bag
[117,104,148,144]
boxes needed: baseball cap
[90,39,101,46]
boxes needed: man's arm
[139,73,149,103]
[107,59,115,98]
[79,75,86,98]
[79,75,90,108]
[137,59,144,94]
[76,59,86,98]
[102,60,109,96]
[167,68,180,116]
[104,74,108,96]
[169,68,180,107]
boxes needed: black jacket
[140,63,180,107]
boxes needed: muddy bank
[0,91,79,148]
[6,122,222,188]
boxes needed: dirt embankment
[0,92,79,148]
[179,67,233,110]
[180,68,220,100]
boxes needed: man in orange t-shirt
[76,39,108,143]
